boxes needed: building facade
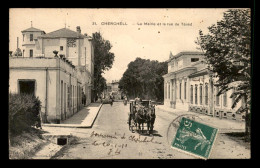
[9,26,94,123]
[163,51,245,121]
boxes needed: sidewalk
[42,103,103,128]
[156,105,245,133]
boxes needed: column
[173,79,176,109]
[187,78,190,103]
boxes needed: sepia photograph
[8,8,251,159]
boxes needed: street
[51,102,250,159]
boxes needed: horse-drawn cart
[128,100,156,135]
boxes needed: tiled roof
[38,28,86,39]
[21,27,45,33]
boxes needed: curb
[42,103,103,128]
[90,103,103,128]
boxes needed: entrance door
[19,80,35,96]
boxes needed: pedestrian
[124,95,127,105]
[82,92,86,106]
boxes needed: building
[9,25,94,123]
[163,51,245,121]
[103,80,122,99]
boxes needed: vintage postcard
[9,8,251,159]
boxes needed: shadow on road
[133,130,163,137]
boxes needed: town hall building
[163,51,245,121]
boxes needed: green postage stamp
[171,117,218,159]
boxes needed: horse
[146,105,156,135]
[134,105,147,133]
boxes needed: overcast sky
[9,8,231,83]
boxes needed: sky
[9,8,231,83]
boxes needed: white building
[9,26,94,123]
[163,51,245,121]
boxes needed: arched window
[205,83,208,105]
[195,85,198,104]
[232,89,235,106]
[190,85,193,104]
[200,84,203,105]
[179,82,182,99]
[223,92,227,106]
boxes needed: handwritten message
[89,131,161,156]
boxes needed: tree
[92,32,115,102]
[119,57,168,101]
[197,9,251,139]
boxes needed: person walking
[109,94,114,106]
[82,92,86,106]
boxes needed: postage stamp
[171,117,218,159]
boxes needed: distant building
[163,51,245,121]
[9,25,94,124]
[103,80,121,99]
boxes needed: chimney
[76,26,81,34]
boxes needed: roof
[188,68,209,78]
[21,27,45,33]
[38,28,87,39]
[167,51,204,62]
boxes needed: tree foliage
[119,57,168,101]
[197,9,251,136]
[9,93,42,135]
[92,32,115,101]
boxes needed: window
[190,85,193,104]
[200,85,203,105]
[191,58,199,62]
[68,86,70,108]
[30,34,33,41]
[23,34,25,41]
[216,87,220,106]
[195,85,198,104]
[205,84,208,105]
[184,82,187,99]
[168,83,170,99]
[30,49,33,57]
[164,84,167,99]
[179,82,182,99]
[19,80,35,96]
[60,46,63,51]
[223,92,227,106]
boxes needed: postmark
[171,117,218,159]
